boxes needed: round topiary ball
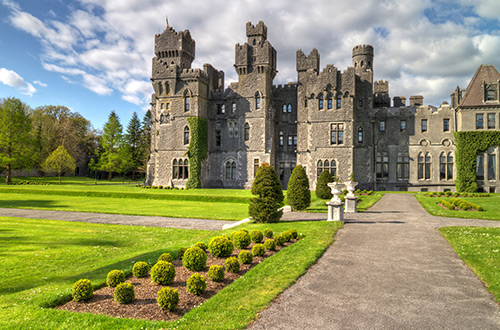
[113,282,135,304]
[186,273,207,295]
[158,253,173,263]
[208,236,234,258]
[264,238,276,251]
[263,228,273,238]
[150,261,176,285]
[194,241,208,251]
[72,279,93,302]
[282,230,293,242]
[182,246,207,271]
[274,234,286,247]
[250,229,264,243]
[238,250,253,264]
[106,269,125,287]
[252,243,266,257]
[232,230,251,249]
[288,228,298,239]
[132,261,150,278]
[157,287,179,311]
[224,256,240,273]
[177,247,187,260]
[240,228,249,233]
[207,265,224,282]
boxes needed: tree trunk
[59,173,62,184]
[6,142,12,184]
[6,163,11,184]
[132,170,135,181]
[108,171,112,181]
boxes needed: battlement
[272,83,298,91]
[374,80,389,93]
[246,21,267,39]
[180,68,208,81]
[297,49,320,73]
[352,44,374,57]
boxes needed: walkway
[250,194,500,329]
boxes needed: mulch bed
[59,240,296,321]
[437,203,477,211]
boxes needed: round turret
[352,44,374,71]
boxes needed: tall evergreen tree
[138,110,151,174]
[249,163,284,223]
[125,112,142,180]
[316,170,334,199]
[286,165,311,211]
[0,97,32,183]
[97,111,126,180]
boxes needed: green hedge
[186,117,208,189]
[455,131,500,192]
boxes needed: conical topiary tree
[316,170,333,199]
[249,162,284,223]
[286,165,310,211]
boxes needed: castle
[146,21,500,193]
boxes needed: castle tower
[154,27,195,72]
[352,44,373,72]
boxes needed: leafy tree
[138,110,151,174]
[286,165,311,211]
[97,111,126,180]
[249,163,284,223]
[0,97,32,183]
[125,112,142,180]
[42,145,76,184]
[316,170,333,199]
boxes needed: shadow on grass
[0,199,68,209]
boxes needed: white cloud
[0,67,37,96]
[33,80,47,87]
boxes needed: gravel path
[249,194,500,329]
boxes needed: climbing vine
[454,131,500,192]
[186,117,207,189]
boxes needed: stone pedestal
[344,196,358,213]
[327,200,344,221]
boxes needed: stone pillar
[327,200,344,221]
[344,196,358,213]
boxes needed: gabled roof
[460,65,500,106]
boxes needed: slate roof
[460,65,500,107]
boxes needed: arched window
[418,152,431,180]
[283,104,287,113]
[397,153,409,179]
[318,94,324,110]
[327,94,333,109]
[183,159,189,179]
[279,131,284,147]
[336,93,342,109]
[317,160,323,178]
[172,159,178,179]
[184,91,190,112]
[358,127,363,143]
[255,92,261,109]
[183,126,190,145]
[441,152,453,180]
[330,160,337,177]
[225,160,236,180]
[287,104,292,113]
[253,39,256,46]
[376,152,382,179]
[382,152,389,179]
[425,153,431,180]
[244,122,250,141]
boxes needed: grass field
[306,192,384,213]
[0,216,342,329]
[440,226,500,304]
[415,194,500,221]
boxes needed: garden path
[250,194,500,329]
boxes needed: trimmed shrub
[282,230,293,242]
[315,170,333,199]
[286,165,311,211]
[232,230,251,249]
[224,257,240,273]
[113,282,135,304]
[288,228,298,239]
[249,162,284,223]
[252,243,266,257]
[263,228,273,238]
[274,234,286,247]
[264,238,276,251]
[207,265,225,282]
[208,235,234,258]
[106,270,125,287]
[157,287,179,311]
[177,247,187,260]
[238,250,253,264]
[182,247,207,271]
[72,279,93,302]
[250,229,264,243]
[240,228,249,233]
[186,273,207,295]
[194,241,208,251]
[132,261,150,278]
[158,253,173,263]
[151,261,175,285]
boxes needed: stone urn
[344,181,358,198]
[327,182,345,204]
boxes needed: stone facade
[146,20,500,192]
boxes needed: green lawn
[306,192,384,213]
[440,226,500,303]
[0,217,342,329]
[415,194,500,220]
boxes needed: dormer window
[487,89,496,101]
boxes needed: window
[293,135,297,146]
[304,98,308,107]
[382,152,389,179]
[488,154,496,180]
[376,153,382,179]
[476,114,484,129]
[232,102,236,114]
[317,160,323,178]
[358,127,363,143]
[228,122,234,137]
[172,159,188,179]
[279,162,285,181]
[488,113,495,129]
[330,123,344,145]
[440,152,453,180]
[166,103,170,110]
[288,104,292,113]
[379,120,385,132]
[225,160,236,180]
[279,131,284,147]
[443,118,450,132]
[317,159,336,178]
[318,94,324,110]
[421,119,427,132]
[183,126,190,145]
[244,123,250,141]
[183,159,189,179]
[400,120,406,131]
[288,135,293,146]
[253,39,256,46]
[173,159,178,179]
[217,104,225,114]
[418,152,431,180]
[215,130,221,146]
[487,90,496,101]
[425,153,431,180]
[477,154,484,180]
[254,159,260,178]
[184,93,190,112]
[255,93,261,109]
[282,104,287,113]
[359,100,363,107]
[397,153,409,179]
[161,103,165,109]
[327,94,333,109]
[329,160,336,177]
[336,94,342,109]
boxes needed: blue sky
[1,0,500,129]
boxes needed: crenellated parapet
[246,21,267,39]
[296,49,320,73]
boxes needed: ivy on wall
[455,131,500,192]
[186,117,207,189]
